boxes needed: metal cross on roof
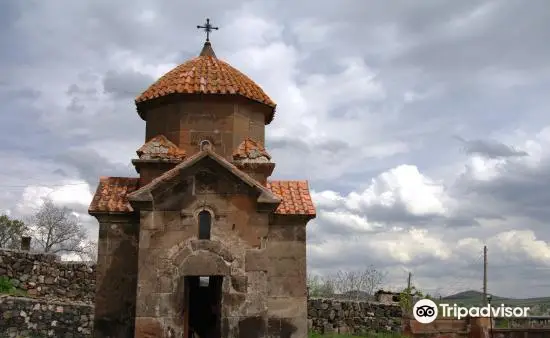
[197,18,219,42]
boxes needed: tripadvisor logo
[413,299,530,323]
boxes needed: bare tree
[30,199,88,256]
[362,265,387,297]
[0,214,27,249]
[334,270,363,299]
[333,266,387,300]
[308,273,336,298]
[77,240,98,262]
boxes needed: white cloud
[315,164,449,216]
[490,230,550,265]
[16,181,93,216]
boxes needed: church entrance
[185,276,223,338]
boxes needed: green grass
[0,276,27,297]
[309,332,406,338]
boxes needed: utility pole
[483,245,488,305]
[406,272,413,315]
[407,272,413,306]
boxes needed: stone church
[88,28,316,338]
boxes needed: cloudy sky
[2,0,550,298]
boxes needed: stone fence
[0,248,95,303]
[0,295,94,338]
[307,297,403,335]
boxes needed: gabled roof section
[267,181,316,216]
[127,149,281,205]
[233,138,271,163]
[136,135,186,161]
[88,177,316,216]
[88,177,140,214]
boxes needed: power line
[0,182,91,189]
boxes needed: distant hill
[440,290,550,314]
[443,290,505,301]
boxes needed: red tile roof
[136,135,186,161]
[88,177,139,214]
[135,42,276,123]
[267,181,316,216]
[233,138,271,162]
[88,177,315,216]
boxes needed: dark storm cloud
[366,204,484,228]
[268,136,350,155]
[53,148,134,187]
[103,70,154,99]
[389,1,550,77]
[455,159,550,224]
[456,137,528,158]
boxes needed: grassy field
[309,332,405,338]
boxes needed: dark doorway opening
[185,276,223,338]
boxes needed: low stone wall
[0,295,94,338]
[308,298,402,335]
[0,248,95,303]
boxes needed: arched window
[198,210,212,240]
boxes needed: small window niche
[198,210,212,240]
[199,139,212,151]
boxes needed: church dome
[135,42,276,123]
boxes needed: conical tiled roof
[135,42,276,123]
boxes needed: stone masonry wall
[308,298,403,335]
[0,296,402,338]
[0,295,94,338]
[0,248,95,302]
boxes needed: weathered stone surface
[0,249,95,303]
[94,219,139,338]
[0,295,93,338]
[307,298,402,335]
[223,292,247,317]
[239,316,266,338]
[245,292,267,316]
[266,241,305,258]
[179,251,231,275]
[268,225,306,242]
[269,257,306,277]
[268,276,307,297]
[231,275,248,293]
[268,297,308,319]
[134,317,163,338]
[190,239,235,262]
[245,249,268,271]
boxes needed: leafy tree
[0,214,27,249]
[400,286,435,314]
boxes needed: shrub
[0,276,27,296]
